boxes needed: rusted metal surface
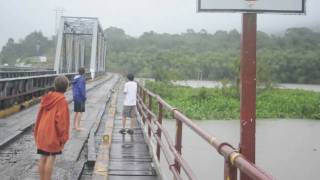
[156,102,163,161]
[174,119,182,174]
[240,13,257,180]
[224,160,237,180]
[137,85,275,180]
[148,94,152,137]
[0,70,56,79]
[137,96,197,180]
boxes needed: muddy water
[158,119,320,180]
[155,80,320,179]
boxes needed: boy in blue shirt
[72,67,86,130]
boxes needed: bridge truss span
[54,16,106,79]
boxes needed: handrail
[137,85,275,180]
[137,97,197,179]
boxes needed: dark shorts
[74,101,85,112]
[37,149,61,156]
[122,106,137,118]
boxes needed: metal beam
[54,17,65,73]
[90,21,98,79]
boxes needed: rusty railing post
[174,114,183,174]
[148,94,152,137]
[224,160,237,180]
[156,102,163,161]
[143,89,146,104]
[142,89,146,124]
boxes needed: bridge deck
[105,84,158,180]
[0,74,119,179]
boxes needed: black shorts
[37,149,61,156]
[74,101,85,112]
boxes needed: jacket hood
[41,92,65,110]
[72,75,81,84]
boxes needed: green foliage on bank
[146,81,320,120]
[105,27,320,84]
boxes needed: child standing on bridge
[120,74,138,135]
[72,67,86,130]
[34,75,70,180]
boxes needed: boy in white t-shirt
[120,74,137,135]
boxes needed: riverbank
[146,81,320,120]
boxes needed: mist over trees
[0,31,55,66]
[105,27,320,84]
[1,27,319,84]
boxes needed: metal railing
[0,72,93,110]
[0,70,56,79]
[137,85,275,180]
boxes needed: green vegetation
[0,31,55,66]
[1,27,320,85]
[105,27,320,84]
[146,81,320,120]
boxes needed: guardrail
[0,70,56,79]
[137,85,275,180]
[0,72,93,111]
[0,67,52,71]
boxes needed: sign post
[197,1,305,179]
[240,12,257,180]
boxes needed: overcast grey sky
[0,0,319,49]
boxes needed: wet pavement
[0,74,119,179]
[107,84,158,180]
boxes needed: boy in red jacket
[34,75,70,180]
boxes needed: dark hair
[54,75,69,93]
[78,67,85,75]
[127,74,134,81]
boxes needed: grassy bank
[145,81,320,120]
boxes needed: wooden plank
[95,83,158,180]
[87,92,112,165]
[87,132,97,165]
[92,84,119,180]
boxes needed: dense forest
[1,27,320,84]
[105,27,320,84]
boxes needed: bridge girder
[54,16,106,79]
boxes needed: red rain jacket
[34,91,70,152]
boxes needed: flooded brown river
[158,119,320,180]
[152,80,320,179]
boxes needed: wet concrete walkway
[0,74,113,148]
[0,74,119,179]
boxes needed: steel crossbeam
[54,17,106,79]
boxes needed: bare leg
[76,112,82,129]
[122,115,126,129]
[39,156,47,180]
[130,108,137,129]
[44,155,56,180]
[130,117,136,129]
[74,112,79,129]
